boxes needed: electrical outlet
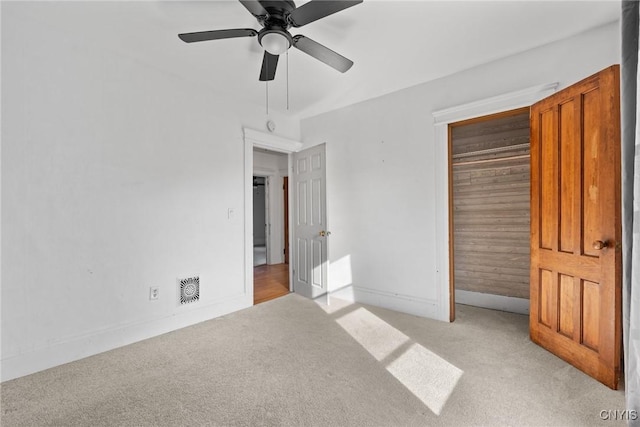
[149,286,159,300]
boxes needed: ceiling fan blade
[289,0,363,27]
[292,35,353,73]
[239,0,268,17]
[178,28,257,43]
[259,51,279,81]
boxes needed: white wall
[300,22,621,320]
[253,150,288,264]
[1,4,299,381]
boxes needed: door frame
[448,106,532,318]
[244,128,303,301]
[432,83,558,322]
[283,176,289,264]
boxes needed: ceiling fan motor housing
[256,1,297,28]
[256,1,296,54]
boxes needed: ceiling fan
[178,0,363,81]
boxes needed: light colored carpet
[0,294,626,426]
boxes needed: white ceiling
[8,1,620,118]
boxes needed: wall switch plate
[149,286,159,300]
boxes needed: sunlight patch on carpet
[336,307,410,361]
[335,306,463,415]
[387,343,463,415]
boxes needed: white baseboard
[455,290,529,315]
[330,285,442,320]
[1,294,251,382]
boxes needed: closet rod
[452,154,530,167]
[452,143,530,159]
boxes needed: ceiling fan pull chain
[286,51,289,111]
[266,79,269,115]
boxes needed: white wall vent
[178,276,200,305]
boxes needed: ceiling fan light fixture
[260,32,291,56]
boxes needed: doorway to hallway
[253,149,289,304]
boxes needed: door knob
[319,230,331,237]
[593,240,608,250]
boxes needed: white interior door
[292,144,328,299]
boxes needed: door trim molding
[244,129,302,299]
[433,83,559,125]
[244,128,303,153]
[432,82,558,322]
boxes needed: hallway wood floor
[254,263,289,305]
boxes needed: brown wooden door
[530,65,621,389]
